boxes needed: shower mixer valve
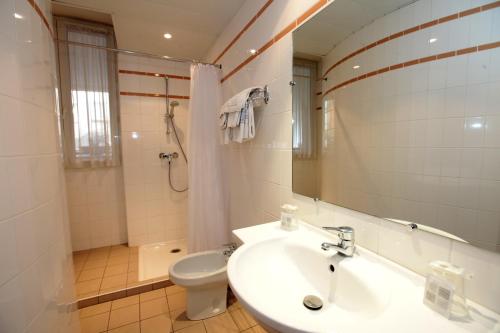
[159,152,179,162]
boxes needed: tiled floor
[73,244,168,299]
[72,284,268,333]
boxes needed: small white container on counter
[280,204,298,231]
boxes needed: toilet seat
[169,250,227,287]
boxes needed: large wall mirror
[292,0,500,252]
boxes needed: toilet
[169,250,228,320]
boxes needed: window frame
[55,17,121,168]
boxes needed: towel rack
[250,85,270,105]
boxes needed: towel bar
[250,85,269,105]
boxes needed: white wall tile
[0,0,75,331]
[119,55,190,246]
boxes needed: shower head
[167,100,180,118]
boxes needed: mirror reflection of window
[292,59,317,159]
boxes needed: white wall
[65,167,127,251]
[118,54,190,246]
[206,0,500,314]
[0,0,76,331]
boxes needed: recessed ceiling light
[249,49,257,55]
[429,38,438,43]
[154,73,160,77]
[14,13,23,19]
[163,33,172,39]
[353,65,360,69]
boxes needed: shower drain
[170,248,181,253]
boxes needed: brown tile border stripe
[119,69,190,80]
[322,0,500,78]
[323,40,500,97]
[212,0,274,64]
[120,91,189,99]
[221,0,327,83]
[26,0,54,37]
[76,278,174,309]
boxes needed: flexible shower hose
[167,116,188,193]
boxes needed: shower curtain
[187,64,229,252]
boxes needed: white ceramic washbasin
[228,222,500,333]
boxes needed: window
[56,18,120,168]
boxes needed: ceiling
[51,0,246,60]
[293,0,416,57]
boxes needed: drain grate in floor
[170,248,181,253]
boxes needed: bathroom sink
[228,222,498,333]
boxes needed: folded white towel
[220,87,256,116]
[220,86,262,144]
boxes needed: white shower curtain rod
[55,39,222,68]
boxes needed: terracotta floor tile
[128,262,138,272]
[84,259,108,270]
[78,267,106,282]
[111,244,129,249]
[140,313,173,333]
[175,322,206,333]
[170,310,201,331]
[241,326,269,333]
[140,297,170,320]
[79,302,111,318]
[88,250,109,260]
[230,308,257,331]
[79,312,109,333]
[90,246,111,254]
[74,270,82,282]
[140,288,166,303]
[107,255,129,266]
[108,304,140,329]
[76,278,102,296]
[107,322,140,333]
[165,285,185,296]
[110,246,130,256]
[73,252,89,260]
[73,261,85,272]
[101,274,128,290]
[203,312,239,333]
[112,295,139,310]
[167,291,186,311]
[78,291,99,299]
[227,299,241,313]
[104,264,129,277]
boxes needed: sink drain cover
[303,295,323,310]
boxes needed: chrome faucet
[321,226,355,257]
